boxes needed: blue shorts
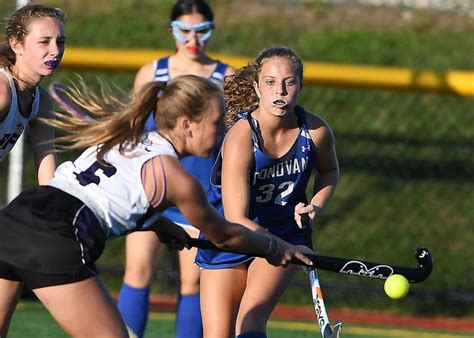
[195,227,312,269]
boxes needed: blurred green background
[0,0,473,317]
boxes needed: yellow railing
[62,47,474,96]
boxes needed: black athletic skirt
[0,186,106,275]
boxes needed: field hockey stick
[188,238,433,283]
[49,81,91,119]
[308,267,342,337]
[300,214,342,338]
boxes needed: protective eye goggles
[171,20,214,43]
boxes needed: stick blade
[325,320,342,338]
[49,81,89,119]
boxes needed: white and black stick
[301,214,342,338]
[308,267,342,337]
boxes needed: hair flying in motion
[46,75,222,160]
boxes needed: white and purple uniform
[0,132,177,277]
[49,132,176,238]
[0,68,40,162]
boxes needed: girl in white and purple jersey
[0,4,65,182]
[0,75,313,338]
[0,6,65,334]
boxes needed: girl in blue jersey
[0,75,313,338]
[196,46,340,338]
[1,4,65,182]
[118,1,234,337]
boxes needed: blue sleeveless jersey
[145,56,228,225]
[196,106,315,269]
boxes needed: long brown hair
[48,75,222,160]
[1,4,65,68]
[224,46,304,130]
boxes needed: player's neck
[172,52,213,69]
[157,131,185,158]
[9,64,40,91]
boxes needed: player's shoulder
[222,119,253,155]
[136,62,156,77]
[303,108,332,131]
[134,62,156,91]
[0,71,11,93]
[226,118,252,140]
[0,74,12,113]
[224,64,236,76]
[0,73,12,115]
[159,154,203,193]
[302,109,335,147]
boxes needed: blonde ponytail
[47,75,222,161]
[47,79,165,160]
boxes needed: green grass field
[0,0,473,318]
[8,301,473,338]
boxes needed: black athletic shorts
[0,186,105,289]
[0,259,96,289]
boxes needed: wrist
[264,232,279,258]
[310,203,322,215]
